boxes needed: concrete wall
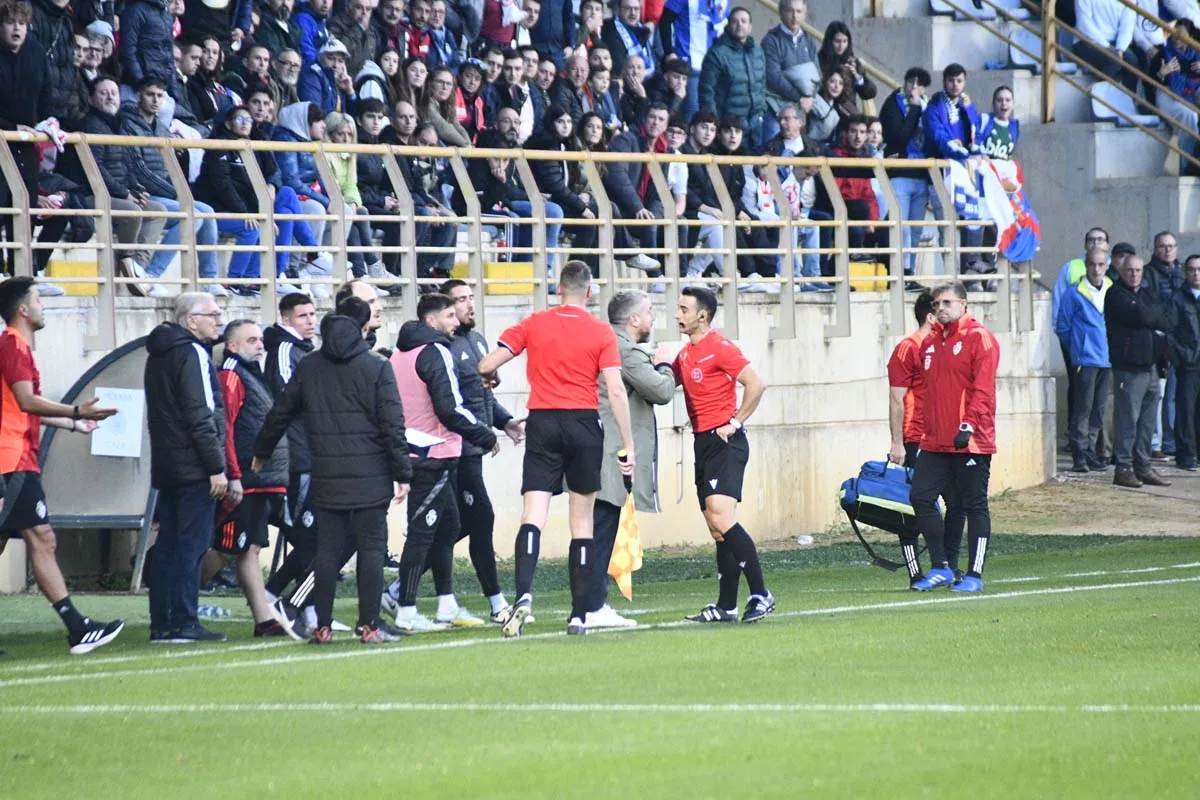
[0,292,1056,592]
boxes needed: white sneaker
[118,258,148,297]
[36,282,66,297]
[625,254,661,272]
[394,612,448,633]
[435,607,485,627]
[585,604,639,630]
[329,619,352,633]
[738,273,768,293]
[148,283,173,298]
[205,284,230,297]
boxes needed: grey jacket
[762,25,820,108]
[597,327,676,510]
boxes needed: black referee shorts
[522,409,604,495]
[693,429,749,510]
[0,471,51,538]
[212,493,273,555]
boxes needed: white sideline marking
[2,701,1199,716]
[0,640,295,674]
[990,576,1044,584]
[1,574,1196,691]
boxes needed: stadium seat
[1090,80,1162,127]
[930,0,998,21]
[1009,25,1077,74]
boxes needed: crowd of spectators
[0,0,1023,295]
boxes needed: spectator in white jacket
[1073,0,1142,95]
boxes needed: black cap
[1111,242,1137,256]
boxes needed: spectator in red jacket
[829,115,884,261]
[909,282,1000,594]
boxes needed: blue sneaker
[910,567,956,591]
[950,575,984,593]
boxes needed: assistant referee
[673,287,773,623]
[478,261,636,638]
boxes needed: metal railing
[0,132,1032,350]
[912,0,1200,171]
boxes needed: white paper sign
[89,387,146,459]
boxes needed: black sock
[722,524,767,598]
[568,539,593,621]
[514,523,541,600]
[715,541,740,611]
[52,596,87,636]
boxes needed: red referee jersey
[886,329,926,444]
[918,314,1000,454]
[673,329,750,432]
[498,305,620,410]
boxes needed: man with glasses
[909,282,1000,593]
[273,49,303,107]
[1144,231,1184,459]
[1053,227,1109,445]
[144,293,230,642]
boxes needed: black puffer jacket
[145,323,227,489]
[219,353,289,490]
[263,323,315,474]
[57,108,130,198]
[255,315,412,510]
[448,326,513,458]
[119,0,177,94]
[394,320,498,461]
[526,127,589,216]
[1105,280,1177,371]
[194,132,257,214]
[119,106,176,200]
[356,130,392,214]
[29,0,78,123]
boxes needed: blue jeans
[890,176,933,276]
[148,196,218,278]
[1156,363,1176,453]
[794,217,820,278]
[274,186,318,278]
[510,199,564,272]
[149,481,216,633]
[216,219,261,279]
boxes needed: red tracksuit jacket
[917,313,1000,454]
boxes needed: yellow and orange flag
[607,451,643,600]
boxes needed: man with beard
[605,102,671,275]
[258,0,304,57]
[272,49,304,108]
[0,278,123,654]
[383,279,525,623]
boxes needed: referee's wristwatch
[727,417,743,431]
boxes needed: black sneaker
[69,618,125,655]
[357,621,405,644]
[171,623,227,642]
[685,604,738,623]
[253,620,288,638]
[741,593,776,623]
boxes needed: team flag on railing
[944,158,1041,264]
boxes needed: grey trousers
[1069,365,1112,460]
[99,197,167,268]
[1112,368,1159,471]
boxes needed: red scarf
[639,127,668,201]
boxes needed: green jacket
[597,326,677,511]
[699,32,766,121]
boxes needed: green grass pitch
[1,536,1198,798]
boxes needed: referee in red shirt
[909,282,1000,593]
[478,262,636,637]
[673,288,773,623]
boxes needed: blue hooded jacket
[271,102,332,209]
[922,90,981,160]
[1055,276,1112,369]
